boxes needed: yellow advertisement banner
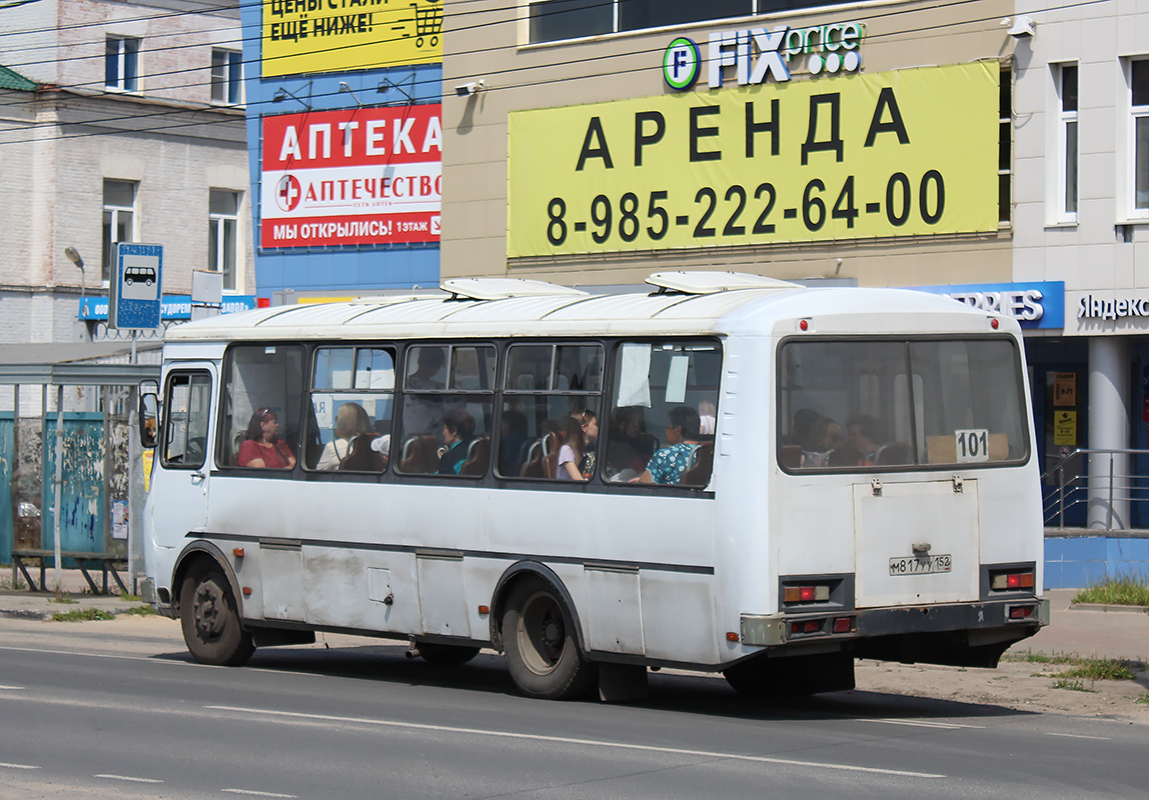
[263,0,442,78]
[508,62,998,258]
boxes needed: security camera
[455,80,484,97]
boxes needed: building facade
[237,0,444,297]
[0,0,254,344]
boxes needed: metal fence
[1041,448,1149,530]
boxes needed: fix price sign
[507,62,998,257]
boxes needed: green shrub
[1072,576,1149,607]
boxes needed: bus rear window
[778,338,1028,471]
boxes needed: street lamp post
[64,246,85,299]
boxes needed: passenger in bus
[698,400,717,437]
[846,415,882,464]
[403,347,447,435]
[317,402,373,470]
[499,408,530,476]
[827,447,866,468]
[399,434,439,473]
[606,407,657,480]
[635,406,703,484]
[556,412,595,481]
[237,408,296,469]
[799,413,844,469]
[437,408,476,475]
[577,410,599,479]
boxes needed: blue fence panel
[40,413,105,555]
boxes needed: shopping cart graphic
[412,1,442,48]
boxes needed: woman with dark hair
[437,408,476,475]
[555,413,590,481]
[238,407,296,469]
[635,405,702,484]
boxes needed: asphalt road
[0,617,1145,800]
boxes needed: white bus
[139,272,1048,700]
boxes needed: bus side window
[498,343,603,481]
[605,340,721,486]
[220,345,305,470]
[306,346,395,473]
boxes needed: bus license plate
[889,554,952,576]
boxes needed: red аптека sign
[260,104,442,249]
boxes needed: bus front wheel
[179,566,255,667]
[502,577,597,700]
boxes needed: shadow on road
[154,642,1036,726]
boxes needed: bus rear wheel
[417,642,481,666]
[502,577,597,700]
[179,565,255,667]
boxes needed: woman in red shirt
[237,408,296,469]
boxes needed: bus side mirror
[139,380,159,449]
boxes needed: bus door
[152,366,216,543]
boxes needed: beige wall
[442,0,1016,287]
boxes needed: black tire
[417,642,481,666]
[724,653,854,699]
[179,565,255,666]
[502,577,597,700]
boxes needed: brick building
[0,0,253,345]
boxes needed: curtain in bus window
[306,347,395,472]
[909,340,1026,465]
[500,343,603,480]
[221,345,305,468]
[398,345,496,477]
[605,340,721,486]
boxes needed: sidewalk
[2,573,1146,662]
[0,567,144,620]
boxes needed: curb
[1069,603,1149,614]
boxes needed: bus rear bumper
[741,597,1049,667]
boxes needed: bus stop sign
[110,243,163,330]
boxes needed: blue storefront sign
[78,295,257,321]
[904,281,1065,330]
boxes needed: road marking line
[94,774,164,784]
[221,790,297,798]
[856,718,985,730]
[206,705,945,779]
[0,763,40,770]
[0,685,25,690]
[1046,732,1111,741]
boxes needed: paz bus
[138,271,1047,700]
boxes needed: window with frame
[208,189,240,291]
[499,343,604,480]
[161,373,211,469]
[105,36,139,91]
[102,180,137,283]
[211,49,243,105]
[303,346,395,473]
[219,345,305,469]
[1132,59,1149,213]
[999,66,1012,225]
[603,340,721,487]
[777,338,1028,472]
[397,344,496,476]
[1057,63,1078,220]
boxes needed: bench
[11,549,129,595]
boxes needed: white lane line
[0,763,40,770]
[94,774,164,784]
[221,790,298,798]
[856,718,985,730]
[1046,732,1111,741]
[0,685,25,690]
[206,705,945,779]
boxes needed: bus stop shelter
[0,343,161,593]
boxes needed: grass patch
[0,575,28,591]
[1136,693,1149,705]
[49,608,115,622]
[118,592,143,602]
[1052,678,1097,692]
[48,595,78,605]
[121,605,157,616]
[1056,659,1136,681]
[1072,576,1149,607]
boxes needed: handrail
[1040,448,1149,530]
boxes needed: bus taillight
[784,585,830,603]
[991,570,1035,590]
